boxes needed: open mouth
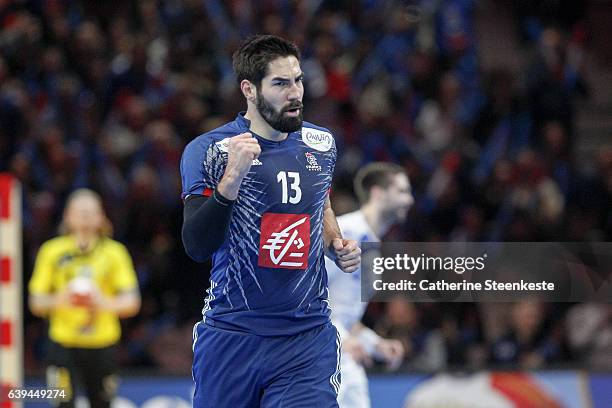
[284,107,301,116]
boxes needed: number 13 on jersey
[277,171,301,204]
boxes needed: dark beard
[256,94,303,133]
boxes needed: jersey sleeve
[109,243,139,293]
[180,138,211,199]
[323,127,338,176]
[330,133,338,171]
[180,136,229,200]
[28,242,56,295]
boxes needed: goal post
[0,173,23,408]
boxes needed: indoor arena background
[1,0,612,407]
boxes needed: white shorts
[337,352,370,408]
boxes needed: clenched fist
[332,238,361,273]
[217,133,261,200]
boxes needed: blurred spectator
[415,73,462,157]
[566,303,612,369]
[490,301,562,369]
[376,298,445,371]
[526,26,588,137]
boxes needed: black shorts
[46,341,118,408]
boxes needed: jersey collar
[235,112,251,131]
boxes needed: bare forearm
[323,200,342,258]
[351,321,367,334]
[29,294,64,317]
[217,171,243,201]
[30,291,141,319]
[100,292,141,318]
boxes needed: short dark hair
[232,34,300,88]
[354,162,406,204]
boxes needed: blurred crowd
[1,0,610,374]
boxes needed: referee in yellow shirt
[28,189,141,408]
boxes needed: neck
[244,107,287,142]
[361,203,393,239]
[73,232,98,251]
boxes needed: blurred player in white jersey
[325,162,414,408]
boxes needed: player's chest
[53,251,110,286]
[241,146,333,205]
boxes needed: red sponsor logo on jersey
[259,213,310,269]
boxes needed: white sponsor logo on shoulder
[215,138,230,153]
[302,128,333,152]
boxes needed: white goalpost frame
[0,173,23,408]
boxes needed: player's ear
[240,79,257,103]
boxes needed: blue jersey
[181,113,337,336]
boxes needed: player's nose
[287,82,302,100]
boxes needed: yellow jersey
[28,236,138,348]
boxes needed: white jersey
[325,210,379,334]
